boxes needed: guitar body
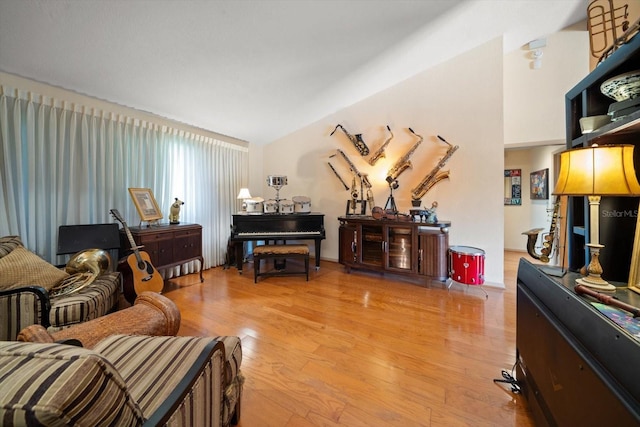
[119,250,163,304]
[110,208,164,304]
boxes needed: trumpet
[330,124,370,156]
[368,125,393,166]
[386,128,422,184]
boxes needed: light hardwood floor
[163,251,539,426]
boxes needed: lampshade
[237,188,252,200]
[553,144,640,196]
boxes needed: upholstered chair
[1,292,243,426]
[0,235,120,340]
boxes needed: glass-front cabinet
[338,216,449,283]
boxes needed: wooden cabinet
[121,223,204,282]
[516,258,640,425]
[417,230,448,281]
[564,34,640,281]
[338,216,449,283]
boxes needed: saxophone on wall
[385,128,422,184]
[522,196,561,263]
[410,135,459,203]
[330,124,370,156]
[368,125,393,166]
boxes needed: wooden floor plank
[163,251,538,426]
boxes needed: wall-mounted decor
[504,169,522,205]
[128,188,163,221]
[530,168,549,200]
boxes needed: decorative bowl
[579,115,611,133]
[600,70,640,101]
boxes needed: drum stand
[446,278,488,298]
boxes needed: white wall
[504,26,589,147]
[263,38,506,286]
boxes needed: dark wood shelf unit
[564,34,640,281]
[516,259,640,426]
[338,216,449,283]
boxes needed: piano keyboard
[236,231,321,236]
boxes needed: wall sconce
[553,144,640,291]
[237,188,252,212]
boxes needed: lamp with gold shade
[553,144,640,291]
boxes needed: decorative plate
[601,70,640,102]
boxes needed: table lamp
[237,188,252,212]
[553,144,640,291]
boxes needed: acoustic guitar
[110,209,164,303]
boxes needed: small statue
[425,201,438,224]
[169,198,184,224]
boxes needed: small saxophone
[386,128,422,184]
[523,196,561,263]
[368,125,393,166]
[337,149,372,189]
[410,135,459,202]
[331,124,370,156]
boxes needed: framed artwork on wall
[530,168,549,200]
[128,188,163,221]
[504,169,522,205]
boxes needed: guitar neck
[123,226,143,263]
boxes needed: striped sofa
[0,334,243,426]
[0,236,120,341]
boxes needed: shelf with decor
[564,33,640,282]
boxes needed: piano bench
[253,244,309,283]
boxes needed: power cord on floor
[493,362,521,394]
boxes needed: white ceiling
[0,0,587,145]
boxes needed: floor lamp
[553,144,640,291]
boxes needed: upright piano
[230,212,325,271]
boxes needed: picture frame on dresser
[627,199,640,295]
[128,188,163,221]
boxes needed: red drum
[449,246,485,285]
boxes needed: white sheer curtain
[0,85,248,271]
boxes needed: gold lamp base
[576,243,616,292]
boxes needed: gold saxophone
[368,125,393,166]
[330,124,370,156]
[410,135,459,202]
[523,196,561,263]
[386,128,422,184]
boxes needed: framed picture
[530,168,549,200]
[504,169,522,205]
[128,188,163,221]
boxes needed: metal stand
[446,278,488,298]
[384,184,398,213]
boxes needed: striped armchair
[0,236,120,340]
[0,335,243,426]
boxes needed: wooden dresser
[338,216,450,283]
[121,223,204,282]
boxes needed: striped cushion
[48,272,120,331]
[0,235,23,259]
[0,287,48,341]
[94,334,242,426]
[0,341,145,426]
